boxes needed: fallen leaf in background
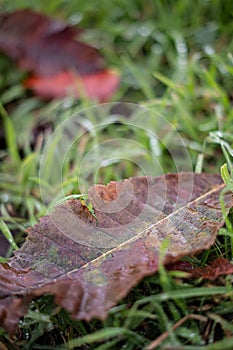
[0,9,120,101]
[168,258,233,280]
[24,69,120,101]
[0,173,232,335]
[166,260,193,273]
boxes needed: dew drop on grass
[151,43,163,55]
[137,25,151,37]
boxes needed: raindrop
[69,13,83,25]
[177,40,187,55]
[204,45,215,55]
[137,25,151,37]
[1,194,9,202]
[151,43,163,55]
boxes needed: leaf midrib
[79,182,225,270]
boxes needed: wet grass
[0,0,233,348]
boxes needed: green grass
[0,0,233,348]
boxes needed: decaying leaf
[0,9,119,101]
[0,172,232,335]
[192,258,233,280]
[168,258,233,280]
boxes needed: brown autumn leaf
[168,258,233,280]
[0,172,232,335]
[0,9,119,101]
[191,258,233,280]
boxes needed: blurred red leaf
[0,173,232,335]
[24,69,120,101]
[0,9,120,101]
